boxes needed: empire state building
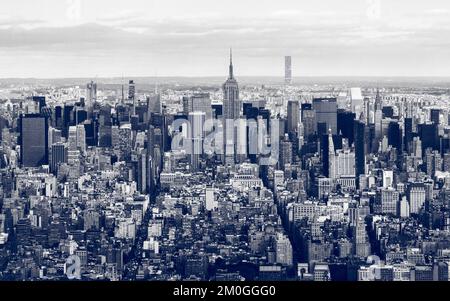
[222,49,240,165]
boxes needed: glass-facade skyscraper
[20,114,48,167]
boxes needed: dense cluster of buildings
[1,55,450,281]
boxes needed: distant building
[285,56,292,85]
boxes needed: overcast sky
[0,0,450,78]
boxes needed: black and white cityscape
[2,0,450,282]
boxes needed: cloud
[0,2,450,77]
[0,15,45,29]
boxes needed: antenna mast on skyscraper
[229,47,234,79]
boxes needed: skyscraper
[76,125,86,154]
[350,88,363,118]
[280,135,293,170]
[129,80,136,116]
[222,49,240,164]
[20,114,49,167]
[354,120,366,183]
[337,110,356,146]
[50,142,67,174]
[188,111,206,172]
[381,187,399,215]
[287,100,299,134]
[430,108,440,125]
[328,130,335,179]
[86,81,97,107]
[408,183,426,214]
[418,123,439,155]
[353,217,371,258]
[404,117,413,153]
[285,56,292,85]
[32,96,46,113]
[313,98,338,135]
[388,121,402,154]
[187,93,212,120]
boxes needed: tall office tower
[54,105,63,128]
[382,169,394,188]
[280,135,293,170]
[321,132,342,178]
[388,121,402,154]
[182,96,190,116]
[418,123,439,155]
[67,126,80,171]
[404,118,413,154]
[86,81,97,107]
[354,120,366,183]
[337,110,356,146]
[188,112,206,172]
[334,149,356,179]
[222,49,240,164]
[147,94,162,118]
[50,142,67,174]
[235,118,248,163]
[442,136,450,155]
[350,88,363,119]
[20,114,49,167]
[363,97,371,124]
[313,98,338,135]
[301,104,315,142]
[327,131,336,179]
[285,56,292,85]
[275,233,293,266]
[412,137,423,158]
[128,80,136,115]
[188,93,212,120]
[430,108,440,125]
[353,217,371,258]
[287,100,299,134]
[63,105,74,138]
[245,107,259,163]
[381,187,399,215]
[76,124,86,154]
[137,148,147,194]
[68,126,78,151]
[84,121,97,147]
[48,127,62,150]
[425,149,442,177]
[32,96,46,113]
[374,88,383,137]
[147,124,156,161]
[408,183,426,214]
[98,105,112,147]
[75,109,88,126]
[443,153,450,172]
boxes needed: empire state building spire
[229,48,234,79]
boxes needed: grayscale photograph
[0,0,450,294]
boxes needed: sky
[0,0,450,78]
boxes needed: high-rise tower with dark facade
[354,120,365,185]
[287,100,299,134]
[313,98,338,135]
[20,114,49,167]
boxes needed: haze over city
[1,0,450,78]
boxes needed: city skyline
[1,0,450,78]
[3,0,450,287]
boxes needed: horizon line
[2,75,450,80]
